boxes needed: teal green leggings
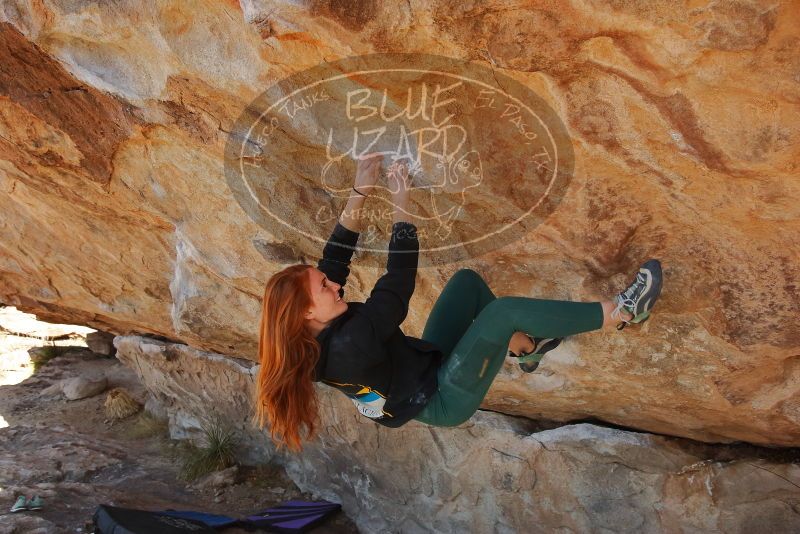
[413,269,604,427]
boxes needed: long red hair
[253,264,320,453]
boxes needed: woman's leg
[414,259,664,427]
[420,268,496,356]
[414,296,604,427]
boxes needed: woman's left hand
[353,153,383,196]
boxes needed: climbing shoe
[27,495,43,511]
[10,495,28,513]
[511,336,562,373]
[612,259,663,330]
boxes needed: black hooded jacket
[313,221,443,427]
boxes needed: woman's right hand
[387,160,413,224]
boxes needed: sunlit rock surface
[1,1,799,449]
[116,335,800,533]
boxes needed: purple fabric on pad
[244,499,341,533]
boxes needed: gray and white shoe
[10,495,27,513]
[27,495,43,511]
[612,259,663,330]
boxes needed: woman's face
[305,267,348,328]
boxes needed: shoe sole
[518,337,562,373]
[632,260,663,317]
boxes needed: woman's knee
[481,296,514,317]
[474,297,518,333]
[450,268,483,286]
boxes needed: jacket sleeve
[317,222,360,299]
[355,221,419,342]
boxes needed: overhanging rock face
[115,335,800,533]
[1,2,799,446]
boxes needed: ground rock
[0,0,798,448]
[115,335,800,533]
[62,375,108,400]
[39,380,62,397]
[0,426,127,485]
[190,465,239,491]
[0,514,58,534]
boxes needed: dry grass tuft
[104,388,143,420]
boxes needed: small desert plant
[29,343,67,372]
[104,388,143,420]
[41,344,60,358]
[179,418,239,481]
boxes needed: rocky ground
[0,306,357,534]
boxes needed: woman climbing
[253,154,663,452]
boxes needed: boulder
[0,0,798,447]
[86,331,117,357]
[62,375,108,401]
[115,335,800,533]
